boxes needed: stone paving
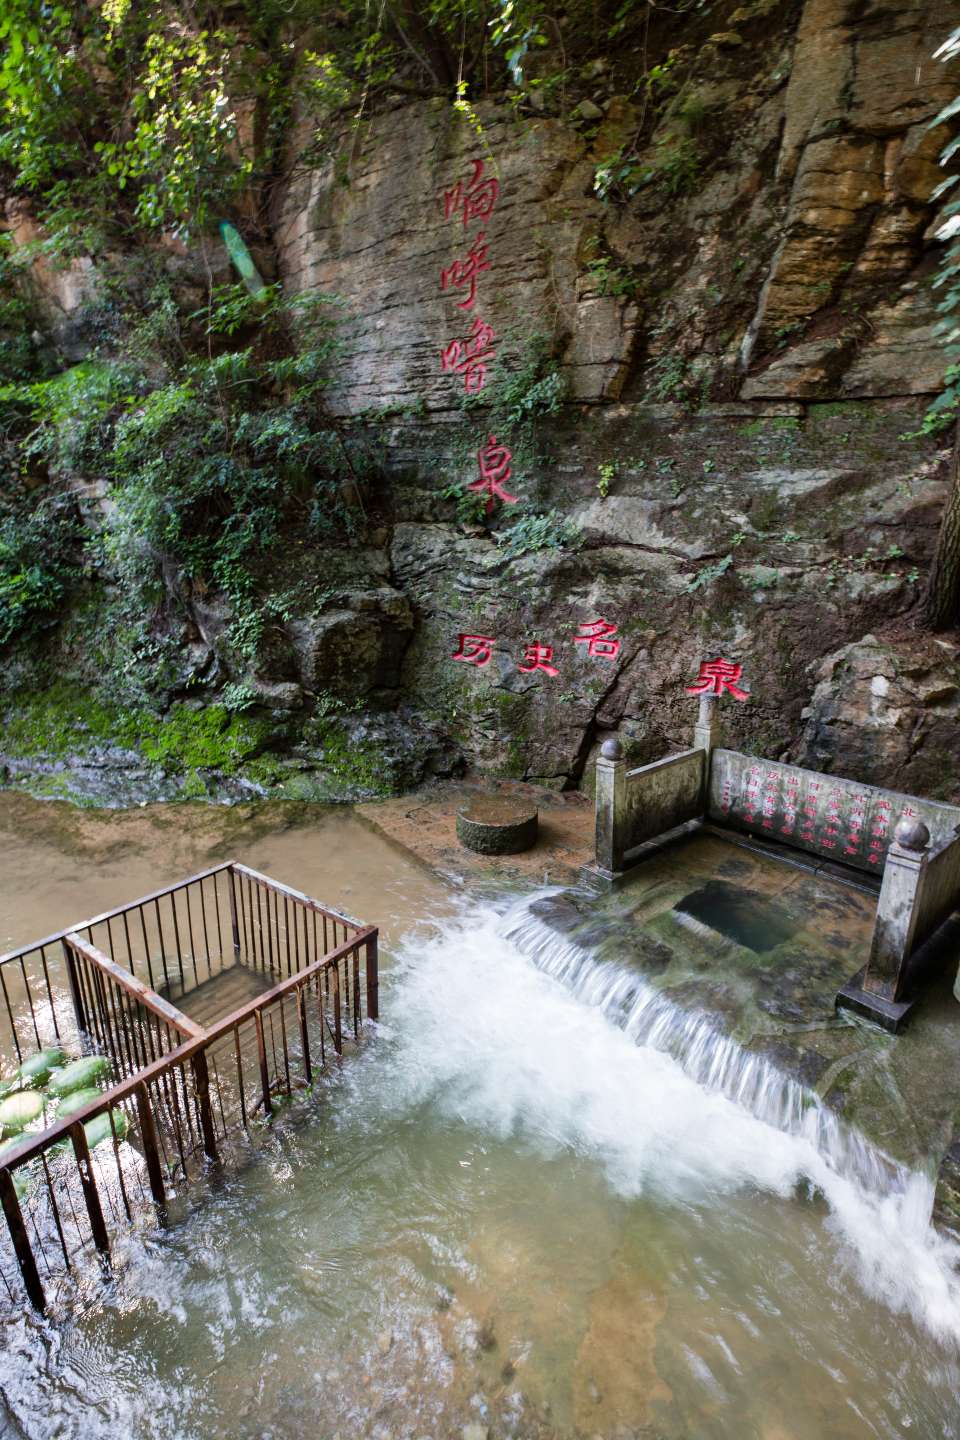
[357,779,595,888]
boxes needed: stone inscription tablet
[707,749,960,876]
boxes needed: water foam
[384,893,960,1343]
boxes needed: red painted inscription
[686,657,749,702]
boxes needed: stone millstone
[456,795,539,855]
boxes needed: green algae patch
[0,687,406,806]
[1,688,272,771]
[0,687,281,802]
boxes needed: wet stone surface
[535,833,960,1179]
[359,780,593,885]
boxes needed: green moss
[135,704,272,775]
[1,687,119,757]
[244,754,287,789]
[739,417,801,437]
[309,722,393,797]
[1,687,275,791]
[807,401,861,421]
[16,772,101,808]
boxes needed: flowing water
[1,795,960,1439]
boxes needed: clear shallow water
[1,798,960,1438]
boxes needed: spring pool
[1,794,959,1440]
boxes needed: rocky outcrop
[742,0,955,398]
[793,631,960,801]
[384,401,950,790]
[286,587,414,698]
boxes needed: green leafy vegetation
[495,510,583,560]
[0,494,82,647]
[687,554,733,591]
[0,0,715,262]
[109,283,350,596]
[597,462,616,499]
[0,272,360,674]
[584,238,638,299]
[478,332,566,431]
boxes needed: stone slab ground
[357,779,595,887]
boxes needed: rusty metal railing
[0,863,378,1311]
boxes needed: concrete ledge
[836,966,915,1034]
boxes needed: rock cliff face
[265,0,960,800]
[5,0,960,805]
[275,0,956,412]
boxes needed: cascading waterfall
[500,893,898,1198]
[385,889,960,1342]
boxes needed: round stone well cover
[456,795,539,855]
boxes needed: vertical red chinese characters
[868,797,893,866]
[469,435,517,512]
[760,769,781,831]
[782,772,800,837]
[438,160,499,390]
[440,318,498,394]
[443,158,500,229]
[451,634,495,667]
[685,658,749,702]
[438,155,516,511]
[573,619,621,660]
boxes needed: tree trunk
[924,427,960,630]
[386,1,456,89]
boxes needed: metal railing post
[0,1167,45,1311]
[135,1083,167,1217]
[365,933,379,1022]
[70,1122,111,1260]
[191,1051,219,1163]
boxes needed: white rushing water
[381,892,960,1344]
